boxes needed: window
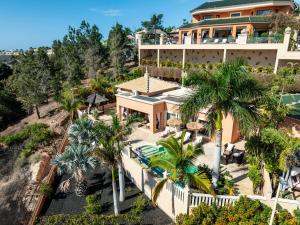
[256,10,271,16]
[230,12,241,17]
[203,15,213,19]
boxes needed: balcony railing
[247,34,284,44]
[140,34,284,46]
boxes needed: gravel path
[41,165,174,225]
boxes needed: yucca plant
[149,130,214,205]
[68,118,97,147]
[52,143,97,196]
[181,58,261,187]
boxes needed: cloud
[89,8,122,17]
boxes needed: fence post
[184,185,190,215]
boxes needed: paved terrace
[127,126,253,195]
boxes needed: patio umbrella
[167,118,182,127]
[86,93,108,106]
[186,121,204,137]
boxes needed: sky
[0,0,203,50]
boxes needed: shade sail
[87,93,108,105]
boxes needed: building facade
[179,0,296,44]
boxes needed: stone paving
[127,126,253,195]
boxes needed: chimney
[145,66,150,94]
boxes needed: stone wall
[186,49,223,64]
[227,50,277,67]
[160,49,183,63]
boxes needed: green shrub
[84,194,102,214]
[0,123,54,159]
[131,194,148,215]
[38,213,141,225]
[39,182,54,198]
[248,164,263,192]
[176,196,298,225]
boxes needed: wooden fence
[27,132,69,225]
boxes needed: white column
[138,49,141,66]
[223,49,227,63]
[183,185,190,215]
[157,49,160,68]
[182,49,186,69]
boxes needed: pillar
[197,29,202,44]
[209,27,214,38]
[179,30,183,44]
[157,49,160,68]
[223,49,227,63]
[183,185,190,215]
[182,49,186,69]
[138,49,141,66]
[232,25,237,38]
[150,112,156,133]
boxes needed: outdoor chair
[160,127,170,138]
[222,38,227,44]
[221,143,235,164]
[175,131,182,139]
[183,132,192,143]
[214,38,220,44]
[232,151,244,165]
[193,136,203,145]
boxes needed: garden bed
[40,165,174,225]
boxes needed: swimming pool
[137,145,166,177]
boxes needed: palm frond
[158,137,180,159]
[189,172,215,195]
[152,178,168,205]
[149,159,176,172]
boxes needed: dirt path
[0,99,69,225]
[0,99,62,136]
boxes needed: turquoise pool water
[137,144,199,179]
[137,145,166,177]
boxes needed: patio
[127,126,253,195]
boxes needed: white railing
[166,181,185,202]
[190,193,267,208]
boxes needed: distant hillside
[0,55,16,65]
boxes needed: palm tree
[95,113,142,202]
[58,97,82,122]
[141,14,164,44]
[149,131,214,204]
[68,118,97,147]
[94,135,120,215]
[181,59,261,187]
[52,143,97,196]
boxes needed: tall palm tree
[58,97,82,122]
[52,143,97,196]
[141,14,164,44]
[68,118,97,147]
[94,135,120,215]
[181,59,261,187]
[149,131,214,204]
[95,113,142,202]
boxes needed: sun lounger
[160,127,170,138]
[183,132,191,143]
[193,136,203,145]
[175,131,182,139]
